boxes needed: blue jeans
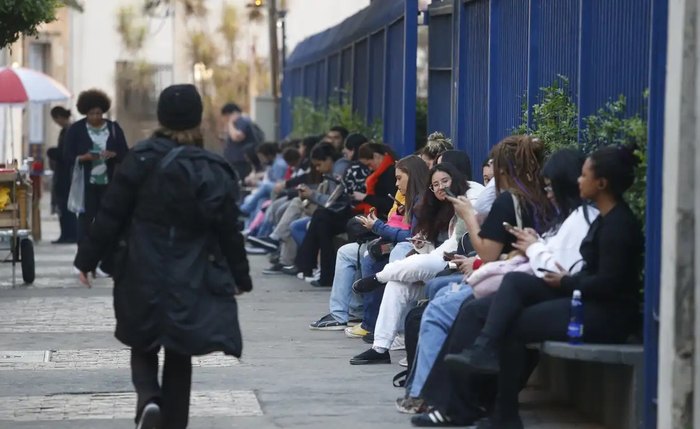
[328,243,364,323]
[361,242,413,332]
[425,274,465,300]
[407,283,474,398]
[240,181,273,218]
[290,217,310,246]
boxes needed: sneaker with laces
[262,263,284,275]
[309,314,347,331]
[344,324,370,338]
[136,401,161,429]
[396,396,427,414]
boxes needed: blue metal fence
[433,1,666,427]
[281,0,418,157]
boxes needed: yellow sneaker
[344,324,370,338]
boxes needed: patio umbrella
[0,66,71,104]
[0,66,71,163]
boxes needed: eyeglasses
[543,185,553,193]
[429,178,452,192]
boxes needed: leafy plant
[0,0,59,48]
[291,96,383,142]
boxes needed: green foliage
[514,76,579,154]
[515,79,648,226]
[0,0,59,48]
[291,96,383,142]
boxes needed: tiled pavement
[0,204,603,428]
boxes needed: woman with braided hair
[419,132,454,168]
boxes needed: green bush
[514,80,648,226]
[291,96,383,142]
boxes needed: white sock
[372,346,387,354]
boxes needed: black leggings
[131,347,193,429]
[295,207,351,285]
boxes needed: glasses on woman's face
[429,178,452,193]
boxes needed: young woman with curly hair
[64,89,129,252]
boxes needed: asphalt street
[0,204,601,429]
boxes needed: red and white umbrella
[0,66,71,104]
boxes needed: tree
[0,0,83,48]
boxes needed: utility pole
[267,0,280,141]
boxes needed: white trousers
[372,238,458,350]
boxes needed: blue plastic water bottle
[567,290,584,345]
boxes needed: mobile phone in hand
[502,221,515,231]
[444,188,456,198]
[443,251,456,261]
[537,267,555,274]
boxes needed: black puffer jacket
[74,137,251,357]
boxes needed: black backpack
[249,120,266,144]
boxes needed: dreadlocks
[491,135,554,233]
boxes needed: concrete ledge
[541,341,643,366]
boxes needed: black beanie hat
[157,84,203,131]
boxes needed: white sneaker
[136,402,161,429]
[390,334,406,351]
[304,272,320,283]
[95,267,110,279]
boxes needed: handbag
[367,237,394,261]
[346,216,377,243]
[67,159,85,214]
[467,194,528,298]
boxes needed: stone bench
[533,341,644,429]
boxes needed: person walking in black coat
[74,84,252,429]
[47,106,77,243]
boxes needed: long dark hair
[415,163,468,244]
[438,150,473,182]
[542,149,586,228]
[395,155,429,222]
[358,142,396,161]
[491,135,553,233]
[588,145,639,200]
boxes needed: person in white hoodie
[402,149,597,420]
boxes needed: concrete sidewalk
[0,208,602,428]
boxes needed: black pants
[56,196,77,241]
[77,183,108,242]
[131,347,192,429]
[295,207,352,285]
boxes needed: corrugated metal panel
[368,30,386,124]
[529,0,580,105]
[340,47,353,104]
[384,19,405,148]
[579,0,652,120]
[353,39,370,120]
[457,0,490,169]
[488,0,528,146]
[327,53,341,104]
[427,5,453,137]
[316,60,327,107]
[303,64,316,100]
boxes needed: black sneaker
[362,333,375,344]
[262,263,284,275]
[136,401,161,429]
[350,348,390,365]
[281,265,299,276]
[444,342,499,376]
[352,275,385,293]
[247,235,280,251]
[309,314,347,331]
[310,280,331,287]
[411,409,460,427]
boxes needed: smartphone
[443,188,456,198]
[443,251,457,261]
[537,267,555,274]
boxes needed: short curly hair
[76,89,111,115]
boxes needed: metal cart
[0,169,35,286]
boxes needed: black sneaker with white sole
[136,401,161,429]
[309,314,347,330]
[262,263,285,275]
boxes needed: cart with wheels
[0,169,35,286]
